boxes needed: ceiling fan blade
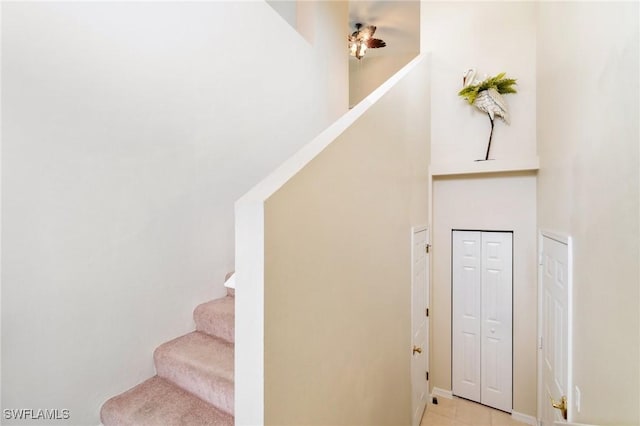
[366,38,386,49]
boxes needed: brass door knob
[550,396,567,420]
[412,345,423,355]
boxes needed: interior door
[411,227,429,426]
[480,232,513,412]
[453,231,513,412]
[452,231,482,402]
[540,234,571,425]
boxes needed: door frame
[537,230,574,424]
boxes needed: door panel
[480,232,512,412]
[453,231,513,412]
[452,231,481,402]
[411,228,429,426]
[540,235,570,425]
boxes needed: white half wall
[236,55,429,425]
[1,2,347,425]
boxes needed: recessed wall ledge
[430,157,540,177]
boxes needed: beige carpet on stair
[100,376,233,426]
[101,289,235,426]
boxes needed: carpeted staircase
[100,288,235,426]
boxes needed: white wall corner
[234,198,265,426]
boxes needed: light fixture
[348,23,386,60]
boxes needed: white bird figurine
[459,69,517,161]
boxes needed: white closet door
[480,232,513,412]
[452,231,482,402]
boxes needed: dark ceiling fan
[348,23,386,60]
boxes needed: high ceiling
[348,0,420,58]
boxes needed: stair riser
[195,320,234,343]
[155,360,234,415]
[193,299,234,343]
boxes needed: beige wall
[424,1,539,417]
[537,2,639,425]
[350,53,419,107]
[432,173,538,416]
[1,2,347,424]
[422,1,537,164]
[263,57,430,425]
[348,1,420,107]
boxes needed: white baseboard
[427,390,537,426]
[430,387,453,399]
[512,411,537,425]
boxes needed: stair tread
[100,376,233,426]
[154,331,233,414]
[194,296,234,343]
[196,296,234,316]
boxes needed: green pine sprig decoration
[458,72,517,105]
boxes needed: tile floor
[420,396,528,426]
